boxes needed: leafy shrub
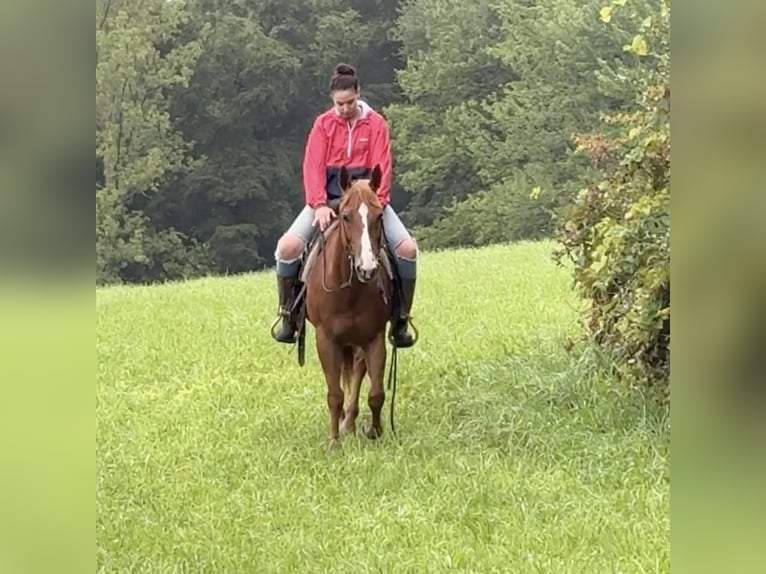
[554,0,670,400]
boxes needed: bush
[554,0,670,400]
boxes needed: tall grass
[97,241,669,573]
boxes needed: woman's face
[332,89,359,120]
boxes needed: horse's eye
[342,213,351,222]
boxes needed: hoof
[364,424,382,440]
[339,420,356,435]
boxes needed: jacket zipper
[346,122,354,158]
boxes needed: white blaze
[357,203,377,272]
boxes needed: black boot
[389,278,417,348]
[272,275,299,343]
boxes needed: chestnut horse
[303,165,395,445]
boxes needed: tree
[96,0,206,284]
[387,0,648,241]
[385,0,515,227]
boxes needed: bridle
[320,203,386,294]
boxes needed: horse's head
[338,165,385,283]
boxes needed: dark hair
[329,63,359,92]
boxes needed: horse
[302,164,395,446]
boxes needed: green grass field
[96,241,669,573]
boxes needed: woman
[272,63,418,348]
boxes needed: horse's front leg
[340,348,367,435]
[316,328,343,446]
[364,333,387,440]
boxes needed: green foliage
[96,0,206,284]
[416,168,557,250]
[387,0,646,239]
[554,0,670,397]
[385,0,514,226]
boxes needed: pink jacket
[302,100,392,208]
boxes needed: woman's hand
[313,205,336,232]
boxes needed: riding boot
[389,277,417,348]
[273,275,299,343]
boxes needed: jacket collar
[332,99,372,122]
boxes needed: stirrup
[269,315,282,339]
[403,316,419,344]
[389,316,419,347]
[270,311,294,341]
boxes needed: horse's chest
[329,304,387,342]
[332,307,377,329]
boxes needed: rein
[387,343,399,438]
[319,227,353,292]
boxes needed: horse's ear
[370,164,382,191]
[339,166,352,192]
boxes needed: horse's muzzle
[355,264,378,283]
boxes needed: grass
[96,240,670,573]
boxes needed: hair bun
[334,63,356,77]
